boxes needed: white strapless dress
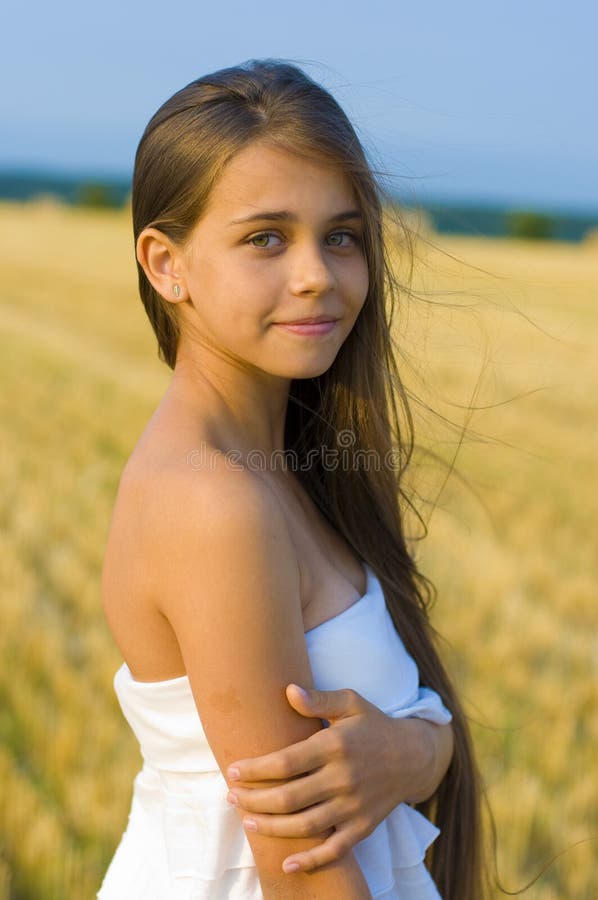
[98,564,452,899]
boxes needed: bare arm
[145,466,372,899]
[225,685,454,873]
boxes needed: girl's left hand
[225,683,453,874]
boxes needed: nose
[288,238,336,297]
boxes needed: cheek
[189,255,258,307]
[191,264,275,339]
[346,257,370,308]
[232,253,281,294]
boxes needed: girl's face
[175,139,370,380]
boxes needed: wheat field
[0,200,596,899]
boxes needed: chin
[264,341,345,381]
[282,359,337,379]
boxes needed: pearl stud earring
[173,284,181,299]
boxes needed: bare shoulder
[126,455,299,608]
[132,452,318,763]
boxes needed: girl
[98,59,485,899]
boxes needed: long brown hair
[132,58,487,900]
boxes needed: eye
[247,231,284,249]
[327,230,359,248]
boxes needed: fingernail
[291,684,309,700]
[243,818,257,832]
[227,767,240,781]
[283,860,301,873]
[226,791,239,806]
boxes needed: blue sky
[3,0,597,211]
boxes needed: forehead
[205,140,357,217]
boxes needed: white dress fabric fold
[98,563,451,899]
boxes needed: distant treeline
[408,201,598,243]
[1,169,597,243]
[0,170,131,208]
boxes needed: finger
[227,769,334,814]
[281,822,363,873]
[227,732,328,784]
[286,684,368,722]
[240,796,346,839]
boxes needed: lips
[279,315,338,325]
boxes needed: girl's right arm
[141,463,372,900]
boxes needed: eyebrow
[227,209,363,227]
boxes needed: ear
[136,227,187,303]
